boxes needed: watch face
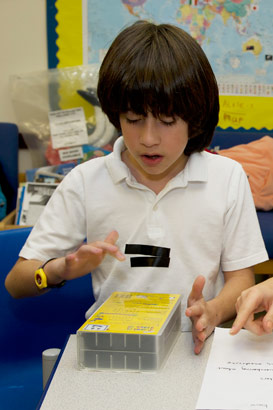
[35,261,65,289]
[36,273,42,285]
[35,268,47,289]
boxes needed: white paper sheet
[48,107,88,149]
[196,327,273,410]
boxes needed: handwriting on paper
[196,327,273,410]
[218,360,273,379]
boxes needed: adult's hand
[230,278,273,336]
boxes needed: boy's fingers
[104,230,119,245]
[193,338,204,355]
[186,304,204,318]
[103,231,125,261]
[189,275,206,301]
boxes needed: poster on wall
[47,0,273,131]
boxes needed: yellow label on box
[78,292,181,335]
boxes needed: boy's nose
[139,120,160,146]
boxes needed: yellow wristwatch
[35,258,66,290]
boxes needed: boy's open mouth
[143,155,161,159]
[141,154,163,165]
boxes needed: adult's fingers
[230,292,261,335]
[243,315,267,336]
[263,305,273,333]
[230,307,254,335]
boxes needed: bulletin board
[47,0,84,68]
[46,0,273,131]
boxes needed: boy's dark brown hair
[97,21,219,155]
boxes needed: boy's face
[119,111,189,190]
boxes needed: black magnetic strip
[130,256,170,268]
[125,244,170,258]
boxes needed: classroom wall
[0,0,47,172]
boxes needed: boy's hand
[186,275,216,355]
[50,230,125,283]
[4,231,125,298]
[230,281,273,336]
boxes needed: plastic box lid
[77,291,181,372]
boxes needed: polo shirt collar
[106,136,208,186]
[163,152,207,191]
[106,137,130,183]
[185,150,208,182]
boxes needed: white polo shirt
[20,137,268,330]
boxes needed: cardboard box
[0,209,30,230]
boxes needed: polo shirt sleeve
[221,162,268,271]
[19,165,87,261]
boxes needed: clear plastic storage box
[77,291,181,372]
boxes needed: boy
[5,21,268,354]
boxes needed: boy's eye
[161,120,175,126]
[125,113,143,124]
[126,118,140,124]
[160,117,176,126]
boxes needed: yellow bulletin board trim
[55,0,83,68]
[218,95,273,130]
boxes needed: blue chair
[0,228,95,410]
[0,123,19,214]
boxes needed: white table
[39,332,213,410]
